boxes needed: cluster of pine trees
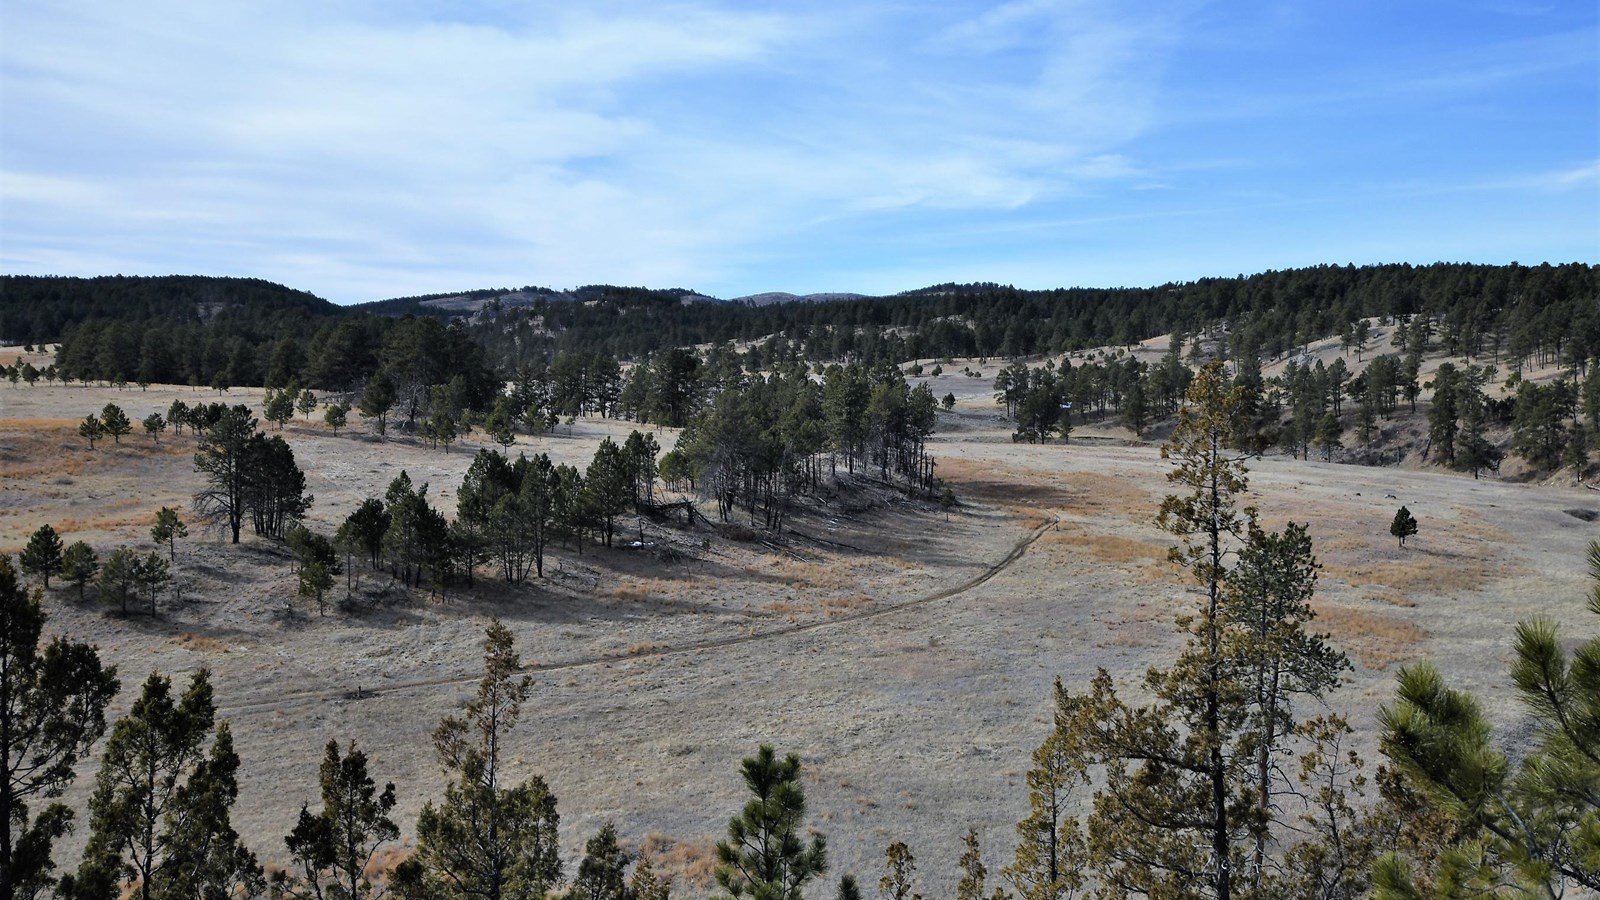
[990,316,1600,477]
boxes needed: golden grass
[174,632,228,652]
[1329,554,1517,595]
[1042,526,1180,584]
[1314,604,1429,670]
[638,833,718,892]
[821,593,874,615]
[769,558,862,592]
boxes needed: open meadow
[1,356,1594,892]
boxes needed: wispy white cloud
[1,0,1593,299]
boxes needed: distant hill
[729,291,869,307]
[353,284,720,319]
[0,274,340,345]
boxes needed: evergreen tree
[150,508,187,562]
[1050,362,1337,900]
[1001,726,1086,900]
[394,621,561,900]
[1226,523,1349,877]
[1390,507,1418,549]
[1374,542,1600,895]
[485,399,517,450]
[133,552,170,616]
[953,830,992,900]
[99,404,131,445]
[62,542,99,602]
[340,499,390,570]
[573,824,632,900]
[265,388,296,430]
[359,374,396,439]
[584,439,632,548]
[78,415,104,451]
[0,555,120,900]
[713,745,828,900]
[275,740,399,900]
[878,842,919,900]
[298,562,335,616]
[68,671,263,900]
[142,413,166,444]
[193,405,258,544]
[297,388,318,421]
[324,401,350,436]
[19,525,63,589]
[95,548,138,616]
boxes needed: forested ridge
[8,263,1596,389]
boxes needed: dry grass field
[1,350,1595,894]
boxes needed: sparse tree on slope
[78,415,104,451]
[19,526,62,590]
[67,670,262,900]
[193,405,257,544]
[61,542,98,602]
[1390,507,1418,549]
[714,744,827,900]
[150,508,187,562]
[275,740,398,900]
[99,404,131,445]
[393,620,561,900]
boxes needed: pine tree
[584,438,632,548]
[1390,506,1418,549]
[573,823,632,900]
[297,388,318,421]
[393,620,561,900]
[878,842,919,900]
[629,853,671,900]
[133,552,170,616]
[265,388,296,430]
[298,561,334,616]
[19,525,63,589]
[62,542,99,602]
[275,740,399,900]
[713,744,828,900]
[1226,523,1349,877]
[323,401,350,435]
[99,404,131,445]
[142,412,166,444]
[0,555,120,900]
[1001,726,1086,900]
[359,374,395,439]
[151,507,187,562]
[954,830,994,900]
[68,670,263,900]
[95,547,138,616]
[193,405,258,544]
[485,399,517,450]
[1051,361,1336,899]
[1374,542,1600,894]
[78,414,104,450]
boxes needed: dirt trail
[221,513,1059,715]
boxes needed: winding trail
[221,513,1059,715]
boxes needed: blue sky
[2,1,1595,303]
